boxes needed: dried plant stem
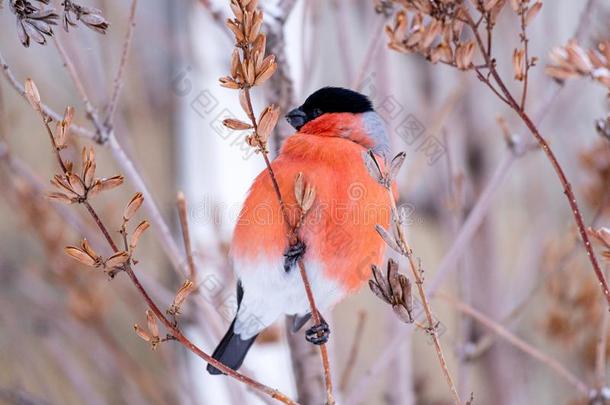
[439,293,589,395]
[387,189,460,405]
[429,0,599,296]
[518,8,530,110]
[339,311,367,392]
[106,0,138,125]
[177,192,196,281]
[595,267,610,390]
[36,115,296,405]
[0,51,95,139]
[297,261,335,404]
[242,86,335,404]
[47,39,185,275]
[464,15,610,308]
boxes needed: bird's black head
[286,87,374,130]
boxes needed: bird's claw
[283,240,306,272]
[305,320,330,345]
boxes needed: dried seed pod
[226,19,245,42]
[371,264,391,302]
[170,279,195,314]
[81,238,98,260]
[375,224,402,254]
[513,48,525,80]
[421,19,441,49]
[123,192,144,221]
[129,220,150,250]
[146,309,159,339]
[253,33,266,59]
[95,175,124,193]
[399,274,413,315]
[134,324,152,342]
[393,303,413,323]
[223,118,252,130]
[230,2,243,20]
[566,43,593,74]
[65,246,97,266]
[83,161,96,188]
[389,152,406,182]
[47,191,75,204]
[301,183,316,213]
[369,279,391,304]
[387,258,401,301]
[248,10,263,42]
[484,0,502,11]
[230,49,241,78]
[105,251,130,268]
[525,2,542,26]
[51,174,79,197]
[362,150,385,185]
[67,173,85,196]
[55,105,74,146]
[456,41,476,70]
[257,105,280,144]
[238,89,250,114]
[294,172,305,206]
[219,76,241,89]
[544,65,576,80]
[254,55,277,85]
[24,78,41,112]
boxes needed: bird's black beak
[285,107,308,130]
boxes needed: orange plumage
[232,112,391,291]
[208,87,393,375]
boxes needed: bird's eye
[311,108,323,119]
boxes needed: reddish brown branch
[464,14,610,308]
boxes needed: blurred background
[0,0,609,404]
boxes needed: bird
[207,86,393,375]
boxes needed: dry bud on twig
[64,239,102,267]
[294,172,316,215]
[369,259,414,323]
[129,220,150,251]
[123,192,144,221]
[167,279,195,316]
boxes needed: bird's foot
[283,240,306,272]
[305,319,330,345]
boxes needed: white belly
[232,256,345,339]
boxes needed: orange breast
[232,118,392,292]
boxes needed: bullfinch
[207,87,392,375]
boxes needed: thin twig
[595,266,610,390]
[177,191,196,281]
[242,86,335,404]
[386,186,461,405]
[439,293,590,396]
[0,50,96,140]
[464,13,610,308]
[339,311,367,392]
[519,17,529,110]
[46,39,185,275]
[34,109,297,405]
[106,0,138,125]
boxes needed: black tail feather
[207,281,258,375]
[206,319,258,375]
